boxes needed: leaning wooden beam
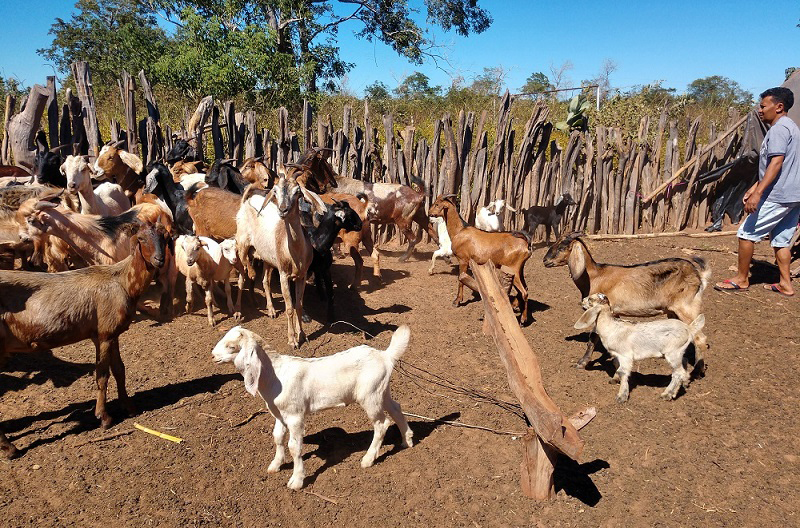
[470,260,586,499]
[642,114,748,204]
[584,230,738,240]
[8,84,49,167]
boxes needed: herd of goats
[0,135,713,489]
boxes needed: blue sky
[0,1,797,98]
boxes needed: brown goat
[185,183,240,240]
[93,141,143,198]
[239,157,276,189]
[428,195,532,324]
[543,232,711,371]
[0,223,169,458]
[319,192,378,289]
[169,159,205,182]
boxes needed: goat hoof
[98,413,113,429]
[575,361,588,369]
[301,314,311,324]
[267,460,282,473]
[660,392,676,401]
[608,377,620,385]
[360,455,376,468]
[286,475,305,490]
[265,310,277,319]
[233,312,242,322]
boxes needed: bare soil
[2,235,799,527]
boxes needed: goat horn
[505,204,517,212]
[220,158,237,164]
[112,139,127,148]
[49,144,71,154]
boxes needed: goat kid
[61,155,130,216]
[522,193,577,244]
[212,325,413,490]
[428,216,453,274]
[574,293,705,403]
[475,199,516,232]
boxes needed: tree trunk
[8,84,49,167]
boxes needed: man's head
[758,87,794,125]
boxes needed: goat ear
[238,333,263,397]
[217,169,228,190]
[574,306,601,330]
[300,187,327,215]
[118,151,144,174]
[59,161,67,175]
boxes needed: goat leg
[109,339,135,416]
[577,333,599,369]
[348,245,363,290]
[94,339,114,429]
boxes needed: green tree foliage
[364,81,390,100]
[687,75,753,106]
[520,72,553,94]
[394,72,441,99]
[37,0,168,86]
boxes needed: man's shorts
[737,200,800,247]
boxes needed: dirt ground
[1,234,799,527]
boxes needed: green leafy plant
[556,91,591,132]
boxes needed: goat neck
[307,214,340,252]
[38,208,118,264]
[441,201,466,239]
[567,238,598,298]
[120,234,162,302]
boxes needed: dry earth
[1,235,799,527]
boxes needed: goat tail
[510,230,532,245]
[688,314,706,337]
[185,181,205,203]
[384,325,411,362]
[690,256,712,294]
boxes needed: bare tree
[549,60,574,98]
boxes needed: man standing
[715,87,800,296]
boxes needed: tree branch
[308,6,364,41]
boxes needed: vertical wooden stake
[520,431,559,500]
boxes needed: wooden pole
[8,84,49,167]
[642,114,747,204]
[69,61,102,156]
[1,94,15,165]
[470,261,587,499]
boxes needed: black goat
[166,139,199,164]
[306,200,363,322]
[143,162,194,234]
[33,131,68,187]
[522,193,577,244]
[205,159,249,194]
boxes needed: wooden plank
[303,99,313,151]
[187,95,213,160]
[118,71,139,156]
[245,110,257,160]
[1,94,15,165]
[46,76,59,151]
[69,61,102,156]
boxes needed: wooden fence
[2,62,750,239]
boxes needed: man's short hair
[760,87,794,110]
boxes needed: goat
[19,201,176,318]
[543,232,711,371]
[0,222,169,458]
[185,182,240,240]
[575,293,705,403]
[143,162,194,234]
[428,216,454,274]
[428,195,532,324]
[522,193,577,244]
[169,159,205,182]
[319,192,377,289]
[61,155,130,216]
[205,159,249,194]
[239,157,275,189]
[306,199,363,322]
[175,235,240,326]
[33,131,69,188]
[166,139,199,164]
[93,141,144,198]
[211,325,413,490]
[236,177,327,348]
[475,199,516,232]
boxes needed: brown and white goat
[319,191,378,289]
[428,195,532,324]
[240,157,276,189]
[543,232,711,370]
[0,223,169,458]
[236,177,327,348]
[93,141,144,198]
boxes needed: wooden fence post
[69,61,102,156]
[8,84,49,167]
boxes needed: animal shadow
[554,456,610,506]
[300,412,459,486]
[0,351,95,398]
[4,373,238,456]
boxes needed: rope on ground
[402,411,525,436]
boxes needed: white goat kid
[574,293,705,403]
[212,325,414,490]
[475,199,515,232]
[175,235,239,326]
[428,216,453,274]
[61,155,130,216]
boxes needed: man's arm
[744,155,784,213]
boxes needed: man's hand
[744,189,762,214]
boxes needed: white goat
[428,215,453,274]
[175,235,239,326]
[475,199,515,232]
[574,293,705,403]
[61,155,130,216]
[212,325,414,490]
